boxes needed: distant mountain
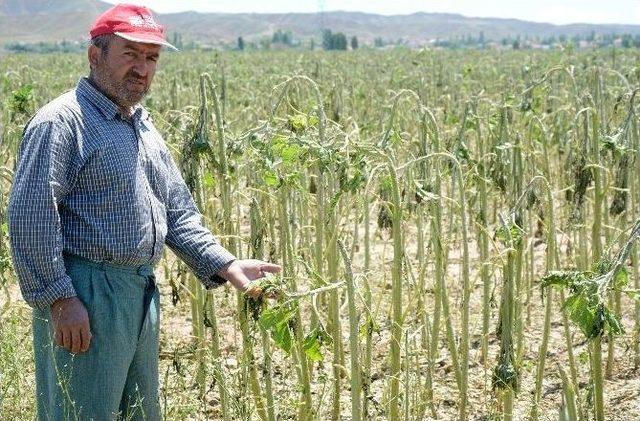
[0,0,107,16]
[163,11,640,45]
[0,0,110,44]
[1,0,640,47]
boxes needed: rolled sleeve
[163,152,236,289]
[8,120,79,309]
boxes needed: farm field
[1,48,640,420]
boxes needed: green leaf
[271,135,302,164]
[389,130,402,145]
[359,315,379,337]
[541,272,570,289]
[259,303,297,353]
[565,295,600,339]
[560,294,581,313]
[202,172,215,188]
[262,169,280,188]
[603,307,624,336]
[613,268,628,289]
[280,144,300,163]
[379,175,394,195]
[287,114,308,133]
[303,327,332,361]
[9,84,33,114]
[271,321,293,353]
[495,222,524,247]
[445,113,459,125]
[455,141,470,161]
[541,271,586,289]
[303,328,325,361]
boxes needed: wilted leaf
[603,307,624,336]
[303,327,331,361]
[259,303,297,353]
[495,222,524,247]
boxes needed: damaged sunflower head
[244,275,286,321]
[492,352,519,392]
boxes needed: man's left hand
[216,259,282,298]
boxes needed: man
[7,4,280,420]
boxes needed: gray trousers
[33,254,161,420]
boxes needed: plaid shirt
[8,77,235,309]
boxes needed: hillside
[0,0,107,15]
[1,0,640,47]
[0,0,110,44]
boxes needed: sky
[103,0,640,25]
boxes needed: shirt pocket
[79,138,139,193]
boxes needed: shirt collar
[133,105,149,122]
[76,77,149,122]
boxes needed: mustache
[126,71,146,82]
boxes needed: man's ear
[88,45,100,70]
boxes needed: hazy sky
[103,0,640,25]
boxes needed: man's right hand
[50,297,92,354]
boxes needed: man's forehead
[116,37,162,53]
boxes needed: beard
[91,59,150,110]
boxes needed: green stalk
[558,364,579,421]
[395,151,469,418]
[416,310,436,419]
[632,115,640,368]
[384,155,404,421]
[203,74,235,253]
[512,137,525,366]
[476,113,491,366]
[328,245,342,421]
[539,116,581,406]
[496,214,516,421]
[591,337,605,421]
[362,271,373,420]
[363,194,371,272]
[206,293,230,421]
[525,176,557,420]
[324,176,343,421]
[278,188,313,419]
[403,332,410,421]
[182,76,214,402]
[416,210,426,330]
[634,242,640,368]
[250,198,277,421]
[422,121,449,415]
[187,273,206,398]
[204,73,263,419]
[338,240,361,421]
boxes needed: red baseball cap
[90,3,177,50]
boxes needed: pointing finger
[259,263,282,274]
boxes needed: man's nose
[132,57,149,77]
